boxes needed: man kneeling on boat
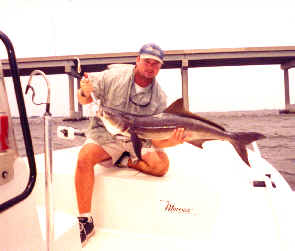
[76,43,188,247]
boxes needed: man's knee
[153,151,169,176]
[128,159,169,177]
[77,143,110,170]
[139,151,170,177]
[152,159,169,177]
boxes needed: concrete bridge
[2,46,295,119]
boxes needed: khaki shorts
[84,138,163,164]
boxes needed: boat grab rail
[0,30,37,213]
[25,69,54,251]
[25,70,51,112]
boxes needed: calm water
[12,109,295,190]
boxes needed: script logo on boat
[160,200,197,216]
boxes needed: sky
[1,0,295,117]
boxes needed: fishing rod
[73,57,100,106]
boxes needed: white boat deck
[1,141,295,251]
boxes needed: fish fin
[231,132,266,167]
[188,139,206,149]
[164,98,185,114]
[164,99,226,131]
[130,130,142,160]
[188,139,216,149]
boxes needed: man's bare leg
[75,143,111,214]
[128,150,169,177]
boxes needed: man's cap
[139,43,164,64]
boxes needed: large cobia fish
[98,99,266,167]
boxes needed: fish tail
[230,132,266,167]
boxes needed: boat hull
[6,141,294,250]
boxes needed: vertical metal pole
[181,59,189,111]
[26,70,54,250]
[77,78,83,119]
[283,69,290,110]
[68,74,76,119]
[44,112,54,251]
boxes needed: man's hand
[168,128,190,145]
[80,77,93,98]
[78,76,94,105]
[152,128,191,148]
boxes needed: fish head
[98,106,130,136]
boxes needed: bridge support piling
[181,59,189,111]
[280,61,295,114]
[63,65,86,121]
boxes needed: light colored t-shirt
[86,64,167,146]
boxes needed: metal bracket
[281,59,295,70]
[0,150,15,185]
